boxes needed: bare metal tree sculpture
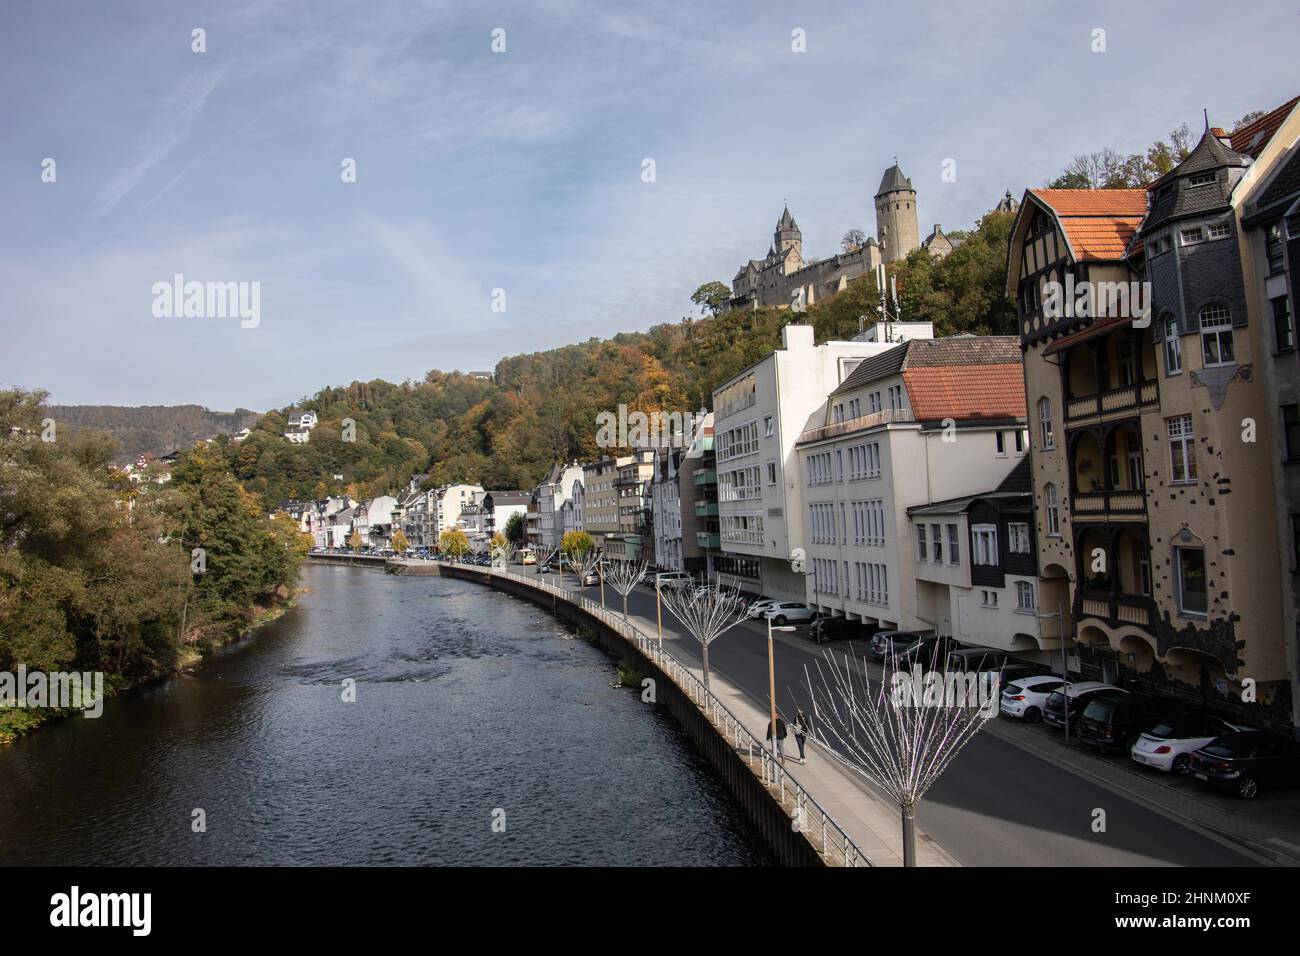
[570,548,601,588]
[659,584,748,691]
[601,558,647,623]
[535,546,558,576]
[803,645,995,866]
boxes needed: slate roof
[1143,129,1250,233]
[876,163,913,197]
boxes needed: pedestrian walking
[766,715,788,763]
[793,709,809,763]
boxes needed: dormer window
[1188,172,1216,188]
[1207,221,1231,240]
[1181,227,1204,245]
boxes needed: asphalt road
[531,568,1260,866]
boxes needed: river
[0,563,771,866]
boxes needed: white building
[353,495,399,548]
[795,336,1027,632]
[535,462,585,551]
[430,483,484,541]
[651,448,686,571]
[709,323,911,600]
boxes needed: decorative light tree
[803,644,994,866]
[659,584,748,691]
[601,558,647,624]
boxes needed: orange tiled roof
[1030,189,1147,262]
[1230,96,1300,158]
[901,364,1027,422]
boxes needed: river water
[0,563,771,866]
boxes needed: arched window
[1199,304,1234,366]
[1038,397,1055,450]
[1044,483,1060,536]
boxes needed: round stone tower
[874,162,919,263]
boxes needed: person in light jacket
[766,716,788,763]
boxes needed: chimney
[781,323,815,351]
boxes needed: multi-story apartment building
[430,483,484,541]
[651,447,687,571]
[1008,157,1292,729]
[906,459,1052,659]
[535,462,585,551]
[652,412,717,575]
[710,323,910,600]
[352,495,398,549]
[610,449,655,562]
[483,490,530,544]
[582,456,623,554]
[1234,96,1300,735]
[796,337,1027,632]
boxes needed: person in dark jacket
[792,710,809,764]
[766,716,788,763]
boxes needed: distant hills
[49,404,262,463]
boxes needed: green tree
[503,511,525,545]
[690,281,732,317]
[560,530,594,561]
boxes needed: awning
[1042,314,1134,357]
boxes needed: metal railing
[451,561,872,867]
[797,407,915,445]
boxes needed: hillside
[49,404,261,463]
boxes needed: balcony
[1078,589,1156,630]
[1065,381,1159,424]
[1070,490,1147,521]
[693,469,718,486]
[798,408,915,445]
[694,500,719,517]
[696,531,721,549]
[715,392,757,421]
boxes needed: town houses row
[526,97,1300,737]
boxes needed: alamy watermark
[595,404,705,449]
[0,667,104,717]
[151,273,260,328]
[1042,274,1151,327]
[889,666,999,719]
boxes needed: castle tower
[773,204,802,260]
[874,162,920,263]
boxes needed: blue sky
[1,0,1294,411]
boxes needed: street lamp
[1038,597,1071,747]
[767,617,796,766]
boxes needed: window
[981,589,999,608]
[1267,222,1286,275]
[1014,430,1025,454]
[1168,415,1197,483]
[869,391,882,413]
[1292,515,1300,569]
[1199,304,1234,366]
[1038,397,1055,450]
[931,523,943,564]
[972,525,998,565]
[1174,547,1207,616]
[1188,172,1215,188]
[1274,297,1294,353]
[1283,405,1300,461]
[887,384,904,411]
[848,398,861,419]
[996,431,1006,456]
[1181,227,1204,245]
[1016,581,1035,611]
[1207,221,1231,240]
[916,525,928,562]
[832,403,845,423]
[1008,522,1031,554]
[1163,314,1182,374]
[763,415,774,438]
[1117,337,1136,386]
[766,461,777,485]
[1044,484,1060,536]
[947,524,959,565]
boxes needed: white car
[999,674,1066,723]
[1130,714,1251,775]
[654,571,693,590]
[745,599,780,619]
[763,602,813,626]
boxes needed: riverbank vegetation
[0,389,305,742]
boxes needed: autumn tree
[391,529,410,553]
[439,528,470,559]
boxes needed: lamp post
[656,583,663,648]
[1038,597,1070,747]
[767,616,797,765]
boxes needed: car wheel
[1236,775,1260,800]
[1023,707,1041,723]
[1171,753,1191,775]
[774,615,787,626]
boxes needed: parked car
[1077,693,1191,753]
[809,616,873,644]
[1131,714,1252,775]
[997,663,1054,687]
[1189,731,1300,799]
[897,635,960,671]
[654,571,693,590]
[580,570,600,586]
[868,630,924,663]
[537,563,554,574]
[763,602,813,626]
[745,599,780,620]
[999,674,1067,723]
[1042,682,1124,733]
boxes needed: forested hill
[49,404,261,463]
[220,209,1017,509]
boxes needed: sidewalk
[615,600,959,867]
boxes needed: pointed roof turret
[876,162,913,198]
[777,204,799,231]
